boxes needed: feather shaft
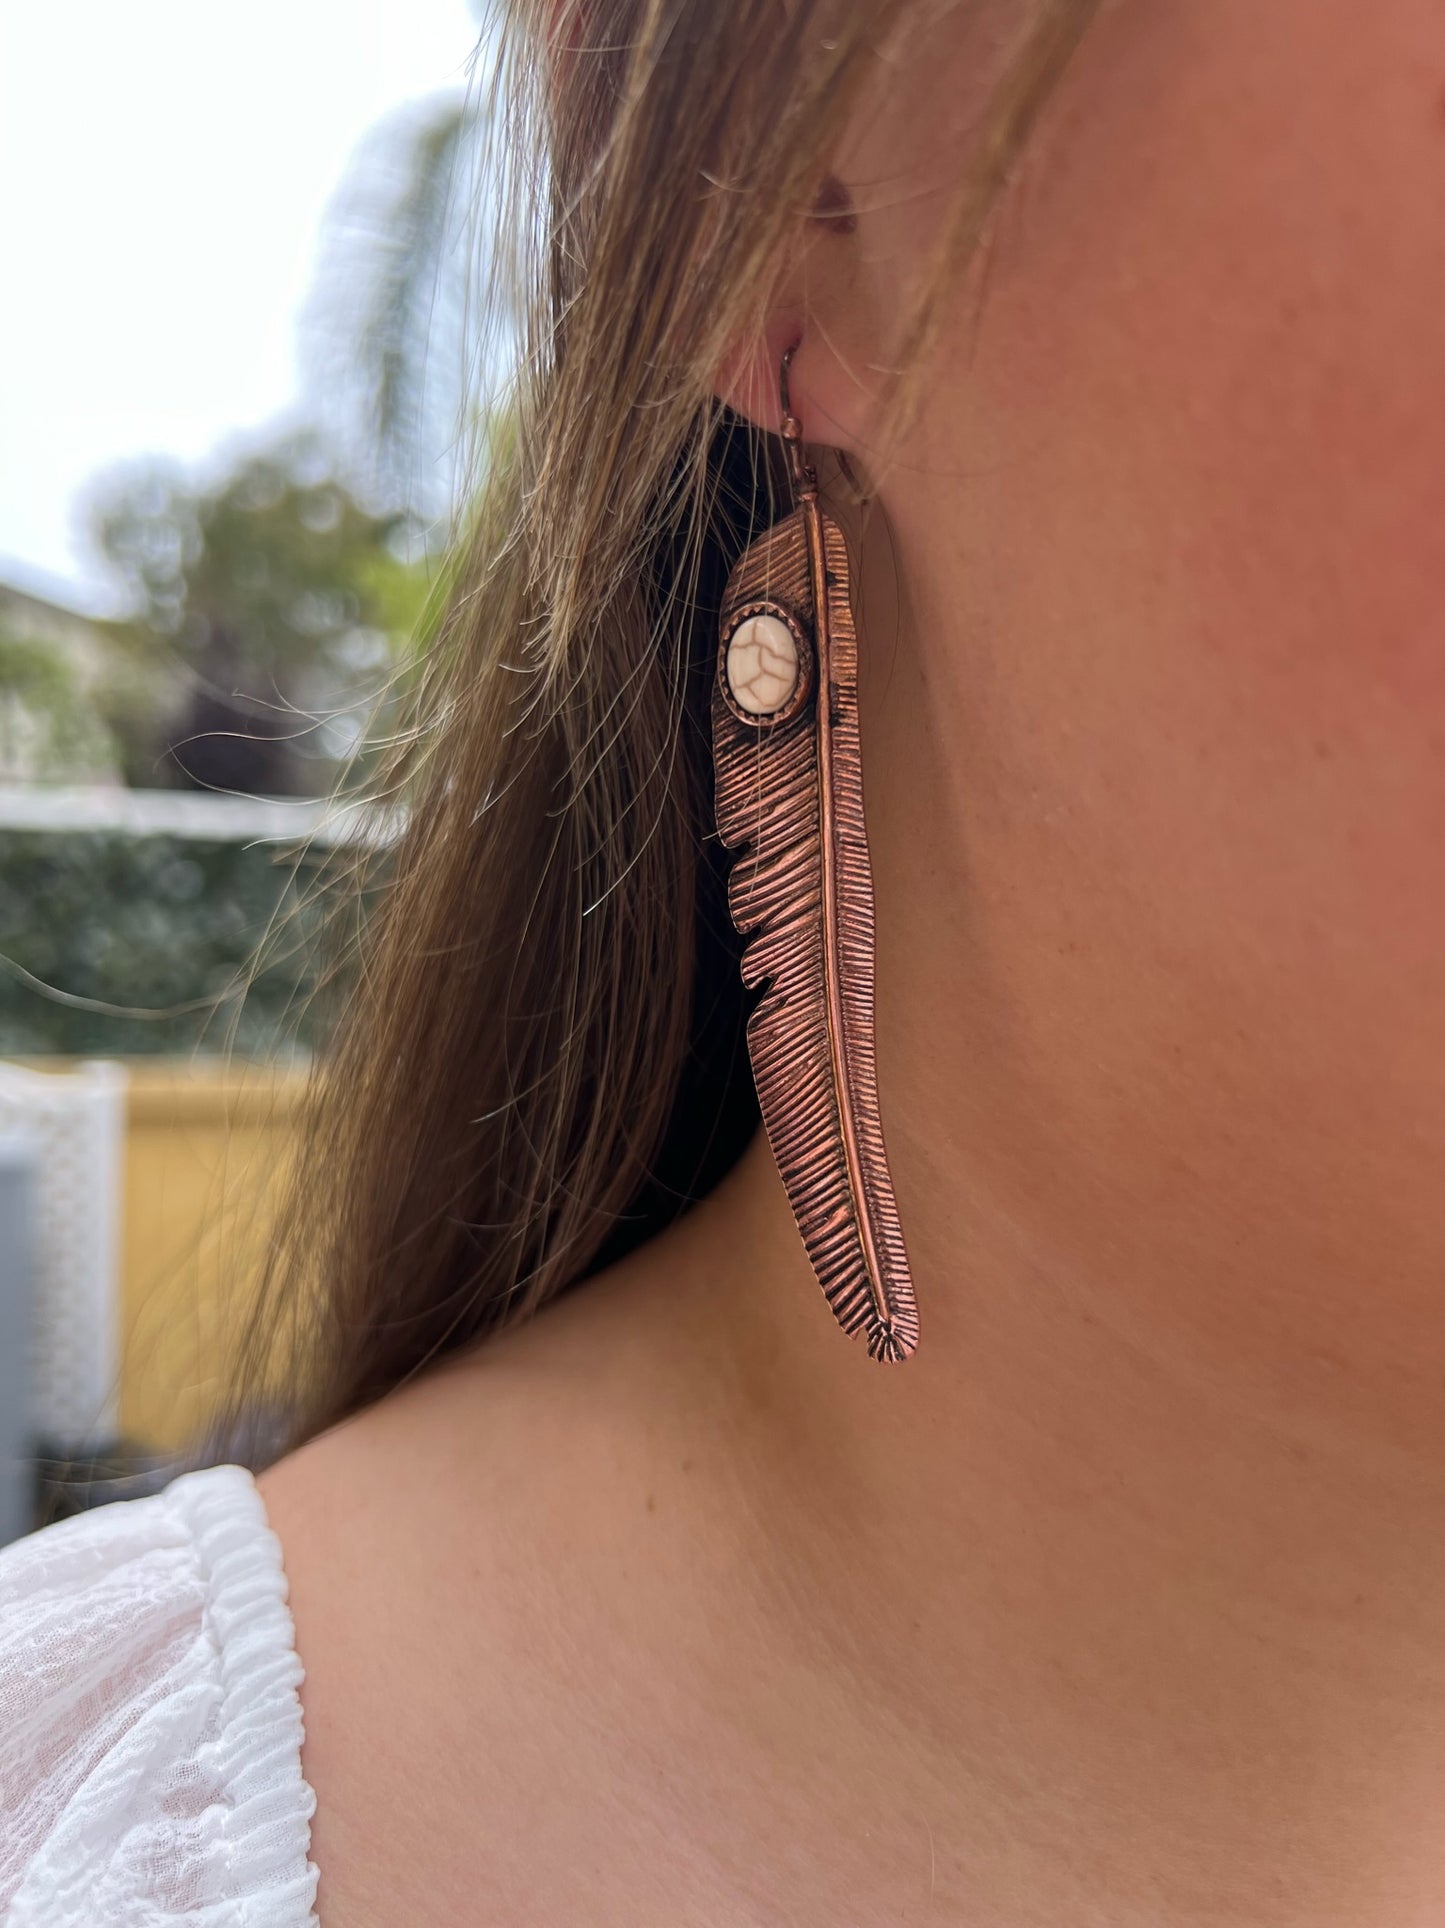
[712,494,919,1360]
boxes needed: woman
[5,0,1445,1920]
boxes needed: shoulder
[255,1338,613,1926]
[0,1463,318,1928]
[251,1272,741,1927]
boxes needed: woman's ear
[714,310,875,457]
[713,320,809,439]
[712,178,866,447]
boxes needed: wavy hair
[227,0,1100,1451]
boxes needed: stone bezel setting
[718,601,814,729]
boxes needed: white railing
[0,1060,127,1452]
[0,785,399,846]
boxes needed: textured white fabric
[0,1463,318,1926]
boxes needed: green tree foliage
[0,629,117,780]
[85,434,430,797]
[0,829,352,1057]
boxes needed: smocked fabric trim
[166,1465,320,1927]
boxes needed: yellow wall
[11,1064,310,1449]
[25,1058,308,1451]
[120,1059,307,1449]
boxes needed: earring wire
[778,340,817,497]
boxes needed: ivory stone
[725,614,799,715]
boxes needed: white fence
[0,1060,126,1452]
[0,784,398,846]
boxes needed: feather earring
[712,344,919,1362]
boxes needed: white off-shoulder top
[0,1464,318,1926]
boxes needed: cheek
[864,0,1445,1288]
[908,0,1445,932]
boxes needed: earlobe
[713,175,865,443]
[715,320,868,457]
[713,319,809,438]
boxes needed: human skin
[262,3,1445,1922]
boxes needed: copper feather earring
[711,343,919,1362]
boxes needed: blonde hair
[233,0,1100,1449]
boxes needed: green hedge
[0,830,346,1057]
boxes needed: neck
[670,501,1445,1919]
[691,1124,1445,1919]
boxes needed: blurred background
[0,0,493,1538]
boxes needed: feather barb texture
[712,494,918,1361]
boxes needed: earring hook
[778,339,816,497]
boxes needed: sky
[0,0,482,613]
